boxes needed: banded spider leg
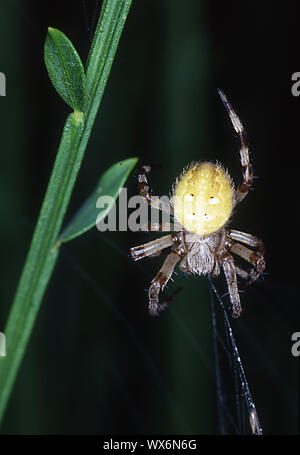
[217,89,253,204]
[226,229,265,283]
[131,233,186,314]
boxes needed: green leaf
[60,157,138,242]
[44,27,86,111]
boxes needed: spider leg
[227,242,265,283]
[234,265,250,280]
[219,249,243,317]
[227,229,265,255]
[226,230,265,282]
[179,255,190,274]
[138,165,173,214]
[130,233,180,261]
[148,247,185,315]
[217,89,253,204]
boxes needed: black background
[0,0,299,435]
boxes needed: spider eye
[173,162,233,235]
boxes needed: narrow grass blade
[60,157,138,243]
[0,111,84,421]
[44,27,86,111]
[0,0,133,427]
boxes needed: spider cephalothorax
[130,89,265,317]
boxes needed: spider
[130,89,265,317]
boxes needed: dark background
[0,0,299,434]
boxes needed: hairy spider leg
[138,165,173,214]
[219,249,243,317]
[130,234,180,261]
[148,248,185,315]
[234,265,250,280]
[227,229,265,255]
[226,230,265,282]
[217,89,253,204]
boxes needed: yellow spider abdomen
[173,162,233,235]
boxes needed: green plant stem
[0,0,132,425]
